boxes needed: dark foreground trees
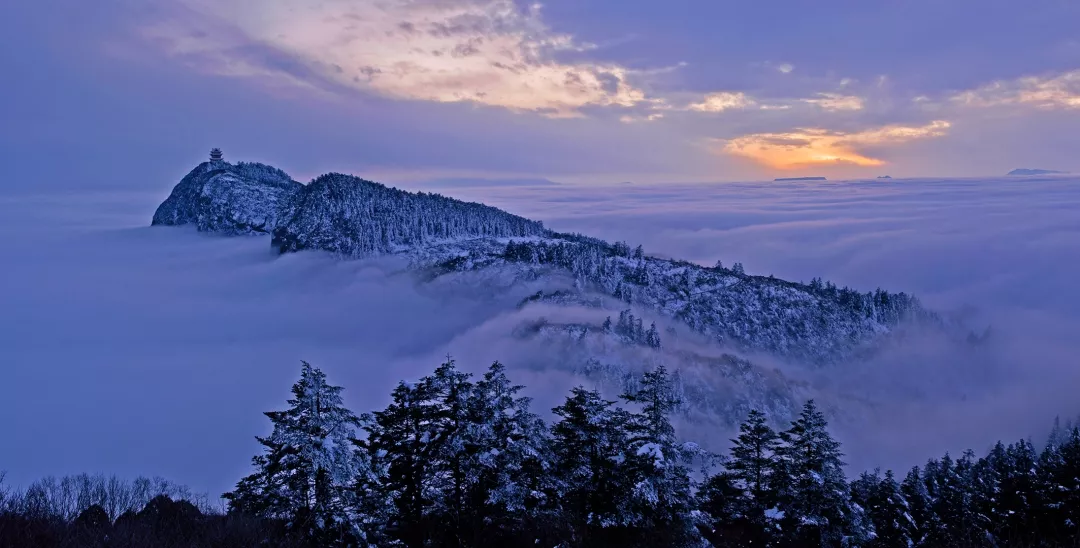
[5,359,1080,547]
[0,489,303,547]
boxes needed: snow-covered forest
[5,361,1077,547]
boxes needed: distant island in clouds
[1007,168,1069,176]
[774,176,827,181]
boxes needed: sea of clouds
[2,175,1079,497]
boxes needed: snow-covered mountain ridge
[152,160,956,366]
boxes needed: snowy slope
[508,315,815,425]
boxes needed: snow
[636,442,665,467]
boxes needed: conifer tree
[949,450,988,545]
[224,362,363,545]
[696,470,745,547]
[774,400,852,547]
[724,409,781,545]
[364,375,445,547]
[464,362,558,545]
[619,366,701,547]
[1041,427,1080,540]
[985,440,1039,545]
[551,387,635,546]
[913,458,946,545]
[848,470,878,546]
[854,470,914,548]
[347,442,392,548]
[645,322,661,349]
[424,359,476,546]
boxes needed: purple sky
[2,0,1079,187]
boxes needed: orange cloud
[719,120,951,170]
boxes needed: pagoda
[209,148,224,163]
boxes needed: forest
[2,360,1078,547]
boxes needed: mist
[2,176,1079,496]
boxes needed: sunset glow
[720,121,952,170]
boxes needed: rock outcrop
[152,162,303,235]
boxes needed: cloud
[147,0,656,117]
[619,112,665,123]
[777,63,795,74]
[687,91,757,112]
[685,91,862,114]
[717,120,951,169]
[802,93,865,111]
[953,70,1080,110]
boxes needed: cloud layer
[4,175,1080,493]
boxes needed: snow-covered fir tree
[774,400,853,547]
[223,362,363,545]
[363,375,445,548]
[899,466,934,546]
[619,366,703,547]
[851,470,913,548]
[720,409,782,545]
[463,361,559,545]
[696,470,746,547]
[550,387,637,546]
[1040,426,1080,539]
[421,359,476,547]
[645,322,662,349]
[608,309,662,349]
[983,440,1039,544]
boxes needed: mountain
[154,162,546,253]
[1007,168,1068,176]
[152,161,303,235]
[271,172,546,256]
[153,159,948,368]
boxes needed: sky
[2,0,1080,187]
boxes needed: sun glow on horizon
[718,121,951,170]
